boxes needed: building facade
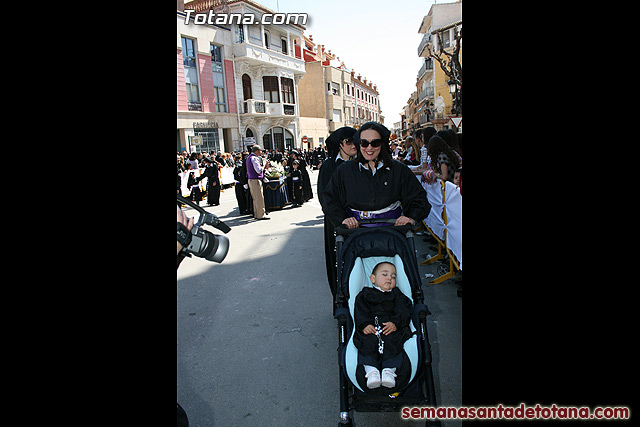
[296,34,381,149]
[179,0,306,153]
[177,9,240,153]
[415,0,462,132]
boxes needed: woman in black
[317,126,357,301]
[200,157,221,206]
[322,121,430,230]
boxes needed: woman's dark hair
[354,121,393,168]
[436,129,461,153]
[422,126,437,143]
[427,135,460,171]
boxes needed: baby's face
[370,263,397,291]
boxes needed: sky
[257,0,438,126]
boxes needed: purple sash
[347,205,403,227]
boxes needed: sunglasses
[341,137,354,146]
[359,138,382,148]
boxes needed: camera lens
[199,230,230,263]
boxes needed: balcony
[233,42,305,75]
[418,87,434,104]
[418,59,434,80]
[242,99,267,114]
[241,99,297,117]
[268,102,296,116]
[418,33,432,57]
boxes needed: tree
[427,25,462,112]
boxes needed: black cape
[322,159,431,228]
[317,155,348,299]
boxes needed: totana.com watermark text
[184,10,308,26]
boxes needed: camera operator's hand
[177,205,194,255]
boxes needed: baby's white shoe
[364,365,381,389]
[381,367,397,388]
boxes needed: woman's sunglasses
[359,139,382,148]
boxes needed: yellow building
[296,34,381,149]
[417,0,462,132]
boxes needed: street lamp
[448,78,457,96]
[448,78,461,115]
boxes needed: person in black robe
[288,160,305,207]
[233,155,249,214]
[200,157,220,206]
[239,152,253,216]
[290,150,313,202]
[186,165,202,205]
[322,121,430,230]
[353,262,412,389]
[317,126,357,302]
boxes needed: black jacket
[322,159,430,228]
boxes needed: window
[280,77,295,104]
[181,37,196,68]
[210,44,227,112]
[331,82,340,96]
[242,74,252,100]
[181,37,200,110]
[281,38,288,55]
[263,76,279,103]
[264,30,270,49]
[332,109,341,122]
[441,30,450,48]
[236,24,244,43]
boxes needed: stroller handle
[335,218,414,235]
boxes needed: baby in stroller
[353,261,413,389]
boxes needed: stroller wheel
[436,262,450,277]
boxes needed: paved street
[177,168,461,427]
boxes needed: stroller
[333,219,440,426]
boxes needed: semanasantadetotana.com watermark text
[183,10,308,26]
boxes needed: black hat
[325,126,356,158]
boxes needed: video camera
[177,195,231,263]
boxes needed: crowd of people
[176,126,462,220]
[177,146,321,216]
